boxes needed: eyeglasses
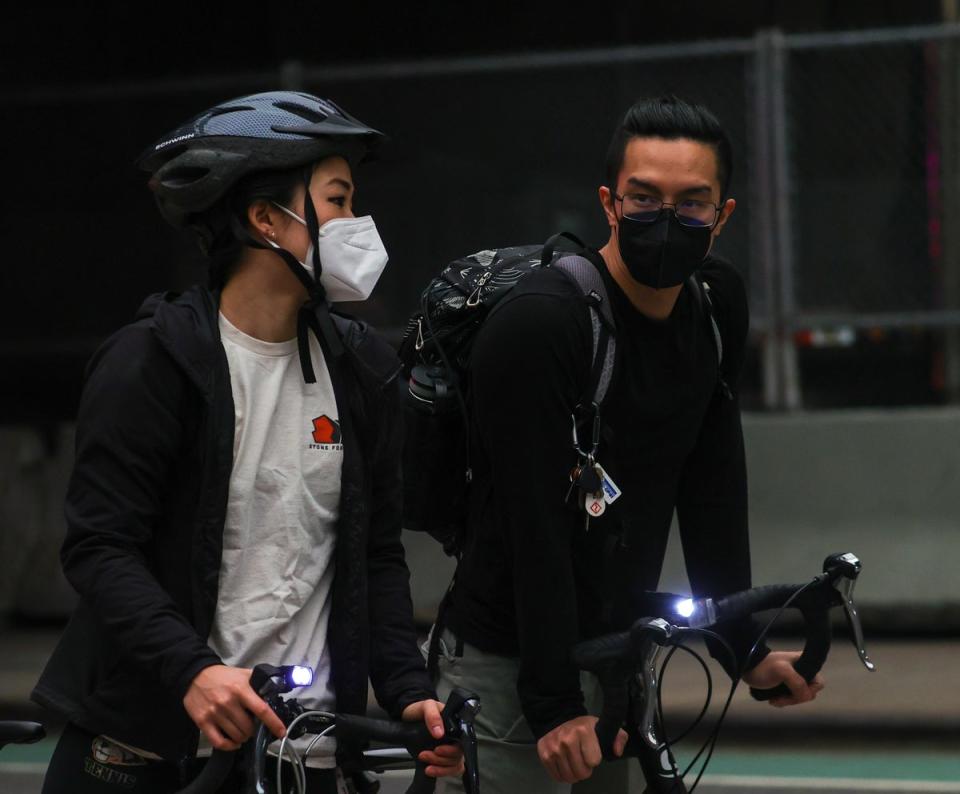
[612,192,721,229]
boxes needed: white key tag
[586,492,606,517]
[596,464,622,505]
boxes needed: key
[565,465,582,503]
[577,464,602,495]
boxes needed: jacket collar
[137,287,400,398]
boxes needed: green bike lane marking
[677,750,960,783]
[5,743,958,789]
[1,737,56,765]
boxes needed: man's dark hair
[604,95,733,198]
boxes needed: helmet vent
[161,166,210,187]
[207,105,255,118]
[273,101,328,124]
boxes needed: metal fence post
[940,35,960,400]
[752,30,784,409]
[768,29,803,410]
[754,28,800,410]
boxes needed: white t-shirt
[203,312,344,767]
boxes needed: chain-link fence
[5,24,960,415]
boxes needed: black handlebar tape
[176,750,236,794]
[333,714,437,754]
[712,583,811,620]
[712,582,834,701]
[592,670,631,761]
[710,581,835,701]
[405,761,437,794]
[750,606,832,700]
[0,721,45,747]
[335,715,439,794]
[570,630,632,672]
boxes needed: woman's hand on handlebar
[400,698,465,778]
[742,651,825,707]
[536,716,628,784]
[183,665,287,751]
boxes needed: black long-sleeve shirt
[447,249,762,738]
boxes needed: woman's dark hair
[203,165,307,289]
[604,95,733,198]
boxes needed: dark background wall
[0,1,949,423]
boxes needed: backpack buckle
[415,317,425,351]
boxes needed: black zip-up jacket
[32,286,434,763]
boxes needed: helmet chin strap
[289,167,346,379]
[228,170,345,383]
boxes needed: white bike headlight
[287,666,314,688]
[675,598,697,619]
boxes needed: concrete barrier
[2,408,958,627]
[405,408,960,628]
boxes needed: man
[434,95,823,792]
[33,92,460,792]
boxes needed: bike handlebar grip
[334,714,434,753]
[176,750,236,794]
[712,584,809,621]
[570,631,631,672]
[0,721,45,747]
[750,606,832,701]
[405,760,437,794]
[593,676,629,761]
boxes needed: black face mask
[616,212,713,289]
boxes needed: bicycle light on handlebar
[672,596,718,629]
[287,666,314,688]
[250,663,315,697]
[675,599,696,618]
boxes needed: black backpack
[398,233,727,675]
[398,233,618,558]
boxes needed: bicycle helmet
[138,91,384,230]
[140,91,385,383]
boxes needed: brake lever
[444,688,482,794]
[459,718,480,794]
[630,617,693,749]
[823,553,876,673]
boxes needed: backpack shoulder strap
[552,253,617,407]
[687,273,732,400]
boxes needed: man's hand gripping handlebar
[572,553,877,767]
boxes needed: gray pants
[430,630,636,794]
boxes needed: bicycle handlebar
[175,667,480,794]
[333,686,480,794]
[572,552,876,764]
[714,582,834,700]
[0,721,45,750]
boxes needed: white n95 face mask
[270,203,389,303]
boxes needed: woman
[34,91,460,792]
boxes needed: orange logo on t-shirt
[312,416,342,445]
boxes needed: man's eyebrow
[624,177,661,194]
[624,177,714,197]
